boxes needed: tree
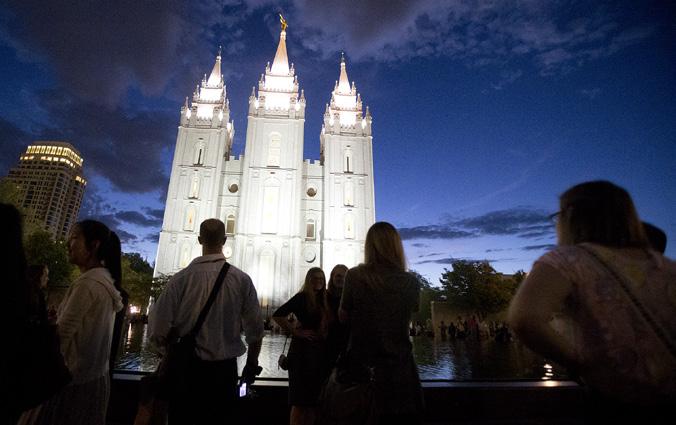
[410,270,444,323]
[0,179,23,209]
[23,229,75,287]
[121,253,154,312]
[439,260,520,318]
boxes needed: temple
[154,22,375,311]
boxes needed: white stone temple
[154,22,375,311]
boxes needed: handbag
[13,319,72,411]
[156,261,230,399]
[278,335,290,370]
[319,352,379,425]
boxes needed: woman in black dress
[339,222,424,425]
[273,267,329,425]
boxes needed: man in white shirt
[148,219,263,424]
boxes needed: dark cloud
[400,207,555,241]
[454,208,553,236]
[144,208,165,221]
[399,226,475,241]
[521,244,556,251]
[0,117,30,172]
[115,228,139,244]
[415,256,517,265]
[2,0,222,106]
[289,0,654,75]
[115,210,163,227]
[144,233,160,243]
[35,89,174,192]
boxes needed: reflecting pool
[114,323,567,381]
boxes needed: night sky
[1,1,674,282]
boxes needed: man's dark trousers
[169,357,239,424]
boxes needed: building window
[344,180,354,206]
[179,242,192,268]
[307,187,317,197]
[345,214,355,239]
[194,142,205,165]
[184,206,196,231]
[258,248,275,308]
[226,214,236,235]
[262,178,280,234]
[268,133,281,167]
[189,174,200,199]
[344,149,353,173]
[306,219,316,240]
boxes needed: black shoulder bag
[158,261,230,397]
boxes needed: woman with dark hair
[21,220,124,425]
[326,264,349,371]
[509,181,676,423]
[338,222,424,425]
[273,267,329,425]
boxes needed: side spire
[271,15,290,75]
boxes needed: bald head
[199,219,226,249]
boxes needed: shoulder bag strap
[187,261,231,339]
[578,244,676,359]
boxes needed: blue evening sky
[1,1,674,282]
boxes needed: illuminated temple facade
[155,25,375,310]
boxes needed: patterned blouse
[536,243,676,403]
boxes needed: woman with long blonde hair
[273,267,329,425]
[336,222,424,425]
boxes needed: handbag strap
[187,261,230,339]
[578,244,676,360]
[281,335,290,354]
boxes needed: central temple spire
[206,47,222,86]
[337,53,351,94]
[271,14,290,75]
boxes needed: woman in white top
[20,220,124,425]
[508,181,676,424]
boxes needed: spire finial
[218,45,222,58]
[341,52,345,63]
[279,14,288,32]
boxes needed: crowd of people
[410,317,513,342]
[3,179,676,425]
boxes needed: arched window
[344,214,355,239]
[258,248,275,308]
[179,242,192,268]
[189,174,200,199]
[343,180,354,206]
[184,206,196,231]
[267,133,281,167]
[194,142,205,165]
[262,178,280,234]
[226,214,236,235]
[344,149,353,173]
[306,218,316,240]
